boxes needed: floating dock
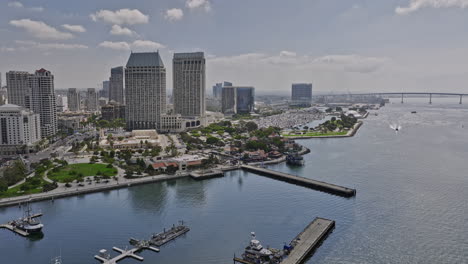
[190,169,224,180]
[280,218,335,264]
[150,223,190,247]
[94,245,159,264]
[241,165,356,197]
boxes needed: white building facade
[0,104,41,154]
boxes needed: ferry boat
[286,152,304,166]
[10,203,44,234]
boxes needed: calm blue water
[1,98,467,264]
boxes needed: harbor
[241,165,356,197]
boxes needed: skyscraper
[6,71,31,108]
[173,52,206,118]
[212,81,232,99]
[125,52,166,130]
[291,83,312,106]
[86,88,98,112]
[28,68,57,138]
[109,66,124,104]
[101,80,109,98]
[236,87,255,113]
[67,88,80,111]
[221,87,237,114]
[212,83,222,98]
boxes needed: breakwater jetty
[241,165,356,197]
[281,217,335,264]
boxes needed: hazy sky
[1,0,468,95]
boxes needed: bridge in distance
[314,92,468,104]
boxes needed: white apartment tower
[109,66,124,104]
[173,52,206,118]
[125,52,166,130]
[0,104,41,154]
[86,88,98,112]
[67,88,80,111]
[29,68,58,138]
[6,71,31,108]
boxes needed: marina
[241,165,356,197]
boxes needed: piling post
[401,93,404,103]
[460,95,463,104]
[429,93,432,104]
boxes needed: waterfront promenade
[0,172,188,208]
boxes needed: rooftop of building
[126,52,164,68]
[173,52,204,59]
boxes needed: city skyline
[1,0,468,94]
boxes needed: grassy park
[282,131,348,137]
[48,163,117,183]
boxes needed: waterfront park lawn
[0,177,52,199]
[282,131,348,137]
[48,163,117,183]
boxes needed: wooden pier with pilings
[241,165,356,197]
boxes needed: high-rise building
[101,80,109,99]
[86,88,98,112]
[109,66,124,104]
[213,83,222,98]
[212,82,232,99]
[173,52,206,118]
[56,95,65,113]
[291,83,312,106]
[125,52,166,130]
[221,87,237,115]
[6,71,31,108]
[236,87,255,114]
[0,104,41,154]
[28,68,58,138]
[67,88,80,112]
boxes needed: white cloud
[10,19,74,40]
[132,40,166,50]
[98,40,166,51]
[29,6,44,12]
[91,9,149,25]
[313,54,389,73]
[15,40,88,50]
[110,25,135,36]
[7,2,44,12]
[8,1,23,8]
[186,0,211,12]
[165,8,184,21]
[98,41,131,50]
[279,50,297,57]
[62,24,86,33]
[396,0,468,15]
[0,47,16,52]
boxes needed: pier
[94,245,159,264]
[241,165,356,197]
[281,217,335,264]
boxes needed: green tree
[245,121,258,132]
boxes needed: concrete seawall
[241,165,356,197]
[0,174,188,208]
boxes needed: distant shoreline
[283,121,363,139]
